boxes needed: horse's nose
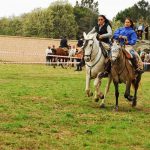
[111,57,116,64]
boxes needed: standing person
[51,45,56,54]
[69,45,76,67]
[75,48,83,71]
[137,22,144,40]
[144,52,150,71]
[77,36,84,48]
[45,46,52,65]
[144,24,149,40]
[113,18,144,74]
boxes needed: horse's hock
[0,35,77,62]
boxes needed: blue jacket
[113,27,137,45]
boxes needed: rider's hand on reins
[99,35,103,40]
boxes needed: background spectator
[69,45,76,67]
[140,51,146,62]
[144,24,149,40]
[144,52,150,71]
[45,46,52,65]
[137,22,144,40]
[77,36,84,47]
[75,48,83,71]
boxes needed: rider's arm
[128,32,137,45]
[113,28,122,40]
[101,25,112,38]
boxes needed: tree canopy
[0,0,149,39]
[0,0,98,39]
[115,0,150,24]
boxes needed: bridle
[83,39,99,62]
[111,40,127,75]
[83,39,94,61]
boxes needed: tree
[22,8,54,37]
[74,0,99,37]
[50,0,78,39]
[115,0,150,24]
[79,0,99,13]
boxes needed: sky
[0,0,141,20]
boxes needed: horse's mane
[84,32,97,40]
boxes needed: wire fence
[0,50,150,71]
[0,50,81,65]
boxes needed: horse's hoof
[90,92,93,96]
[100,95,104,99]
[94,98,99,102]
[127,96,134,102]
[100,103,105,108]
[132,101,137,107]
[114,106,119,111]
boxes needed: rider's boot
[98,58,111,79]
[130,57,144,74]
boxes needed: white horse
[83,32,112,108]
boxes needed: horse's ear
[83,32,87,39]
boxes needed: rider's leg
[130,50,144,74]
[98,57,111,79]
[98,42,111,79]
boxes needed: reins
[83,39,103,78]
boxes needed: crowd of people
[137,48,150,70]
[45,36,84,71]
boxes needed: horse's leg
[94,78,102,102]
[85,73,93,97]
[132,74,141,107]
[124,80,134,102]
[100,76,112,108]
[114,81,119,111]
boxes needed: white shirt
[138,25,143,31]
[69,49,76,57]
[45,48,52,56]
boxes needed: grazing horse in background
[111,41,142,111]
[83,32,112,108]
[52,47,69,68]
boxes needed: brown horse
[111,41,142,111]
[51,47,69,68]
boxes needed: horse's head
[111,41,121,64]
[83,32,98,62]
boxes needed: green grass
[0,64,150,150]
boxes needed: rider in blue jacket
[113,26,137,45]
[113,18,144,74]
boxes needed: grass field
[0,64,150,150]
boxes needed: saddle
[122,49,132,59]
[62,47,68,52]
